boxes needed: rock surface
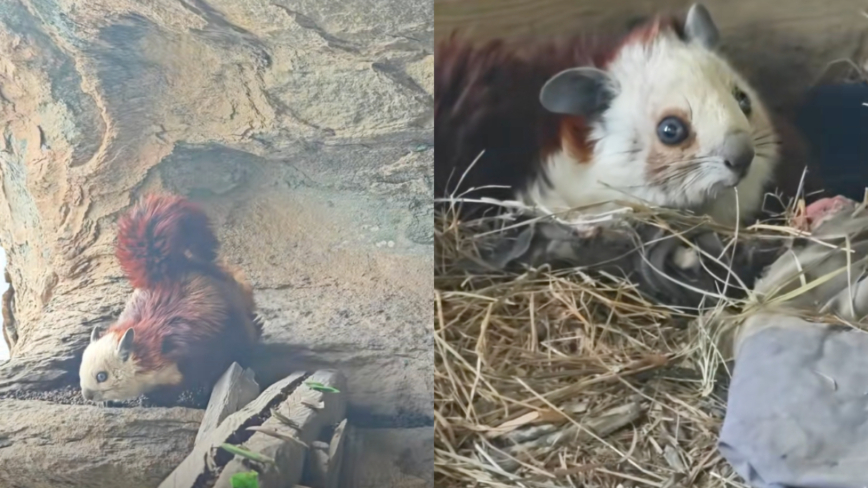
[340,426,434,488]
[162,370,346,488]
[0,399,203,488]
[0,0,431,485]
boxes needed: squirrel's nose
[721,131,755,179]
[82,389,95,401]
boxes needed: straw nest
[433,199,812,488]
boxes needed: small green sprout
[230,471,260,488]
[219,443,275,465]
[305,381,340,393]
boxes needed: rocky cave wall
[0,0,432,485]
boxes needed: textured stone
[339,426,433,488]
[0,399,203,488]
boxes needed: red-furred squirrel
[79,194,262,402]
[435,4,779,227]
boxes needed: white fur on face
[79,331,183,402]
[522,31,777,227]
[79,332,144,402]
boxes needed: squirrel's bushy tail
[116,194,219,290]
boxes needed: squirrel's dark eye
[96,372,108,383]
[656,116,689,145]
[734,87,751,116]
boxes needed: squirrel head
[79,324,183,402]
[534,4,777,225]
[79,326,143,402]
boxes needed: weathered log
[159,372,306,487]
[160,370,346,488]
[301,418,348,488]
[214,370,347,488]
[326,420,349,488]
[196,362,261,445]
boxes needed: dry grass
[432,198,813,488]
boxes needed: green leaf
[230,471,260,488]
[219,443,275,465]
[305,381,340,393]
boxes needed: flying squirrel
[435,3,781,227]
[79,194,263,403]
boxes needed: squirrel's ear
[684,4,719,50]
[90,325,102,344]
[117,328,135,362]
[539,67,616,118]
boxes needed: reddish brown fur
[107,194,262,391]
[559,117,596,163]
[116,194,219,290]
[434,14,685,214]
